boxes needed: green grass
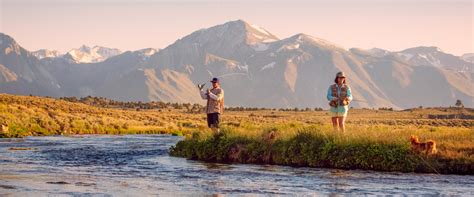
[170,124,473,174]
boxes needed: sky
[1,0,472,56]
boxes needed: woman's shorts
[329,106,348,117]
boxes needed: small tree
[455,99,464,108]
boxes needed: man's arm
[200,90,208,100]
[208,89,224,101]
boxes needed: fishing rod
[351,99,370,103]
[198,71,250,90]
[216,72,248,78]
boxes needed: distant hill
[0,33,61,97]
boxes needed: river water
[0,135,472,196]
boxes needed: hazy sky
[1,0,472,55]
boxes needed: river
[0,135,472,196]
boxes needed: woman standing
[327,72,353,132]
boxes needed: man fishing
[198,77,225,135]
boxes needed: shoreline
[1,131,472,175]
[169,128,473,175]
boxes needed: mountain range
[32,45,123,63]
[1,20,473,108]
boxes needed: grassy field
[0,94,205,137]
[170,108,473,174]
[1,93,473,174]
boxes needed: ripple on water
[41,146,168,166]
[0,135,472,196]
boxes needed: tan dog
[1,124,8,133]
[410,135,437,155]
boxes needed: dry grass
[1,93,473,173]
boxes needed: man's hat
[336,72,346,78]
[210,77,220,83]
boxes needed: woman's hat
[336,72,346,78]
[210,77,220,83]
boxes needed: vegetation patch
[170,125,473,175]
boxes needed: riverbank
[2,135,472,195]
[170,125,473,175]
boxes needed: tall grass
[0,94,201,137]
[171,124,473,174]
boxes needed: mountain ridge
[1,20,473,108]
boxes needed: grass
[170,123,473,174]
[1,93,473,174]
[0,94,203,137]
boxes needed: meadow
[0,94,203,137]
[1,94,472,174]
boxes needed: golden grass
[0,93,472,161]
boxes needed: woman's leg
[337,116,346,132]
[331,117,339,131]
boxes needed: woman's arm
[346,86,353,102]
[327,86,336,101]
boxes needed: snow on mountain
[277,43,300,52]
[32,49,62,59]
[137,48,158,57]
[297,34,344,49]
[64,45,122,63]
[397,46,443,67]
[244,22,279,44]
[349,48,391,58]
[368,48,391,57]
[135,48,158,60]
[462,53,474,62]
[249,24,278,43]
[397,46,473,72]
[277,34,345,53]
[252,43,270,52]
[351,46,473,73]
